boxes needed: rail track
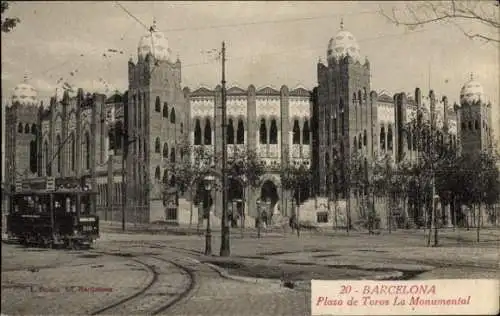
[89,253,196,315]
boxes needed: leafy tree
[380,1,500,43]
[280,163,312,237]
[1,2,20,33]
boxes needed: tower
[127,21,187,223]
[5,75,40,187]
[458,74,493,155]
[314,20,371,197]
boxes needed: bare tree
[380,1,500,43]
[1,2,20,33]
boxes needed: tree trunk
[477,203,481,242]
[189,187,194,230]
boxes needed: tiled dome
[11,75,38,107]
[460,74,485,104]
[137,21,171,61]
[327,20,361,63]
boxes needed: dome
[137,22,171,61]
[11,75,38,107]
[327,20,361,63]
[460,74,485,104]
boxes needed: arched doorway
[228,178,244,227]
[260,180,279,224]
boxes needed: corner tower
[127,21,187,223]
[314,20,371,197]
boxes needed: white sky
[1,1,499,139]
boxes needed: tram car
[6,178,100,249]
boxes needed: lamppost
[204,175,215,256]
[256,198,261,238]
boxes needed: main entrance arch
[260,179,279,212]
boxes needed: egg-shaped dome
[460,74,485,104]
[137,22,171,61]
[11,75,38,107]
[327,20,361,63]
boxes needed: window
[461,122,466,130]
[155,166,161,180]
[163,143,168,158]
[259,119,267,144]
[180,123,183,134]
[358,91,362,105]
[352,93,357,105]
[363,130,367,146]
[317,211,328,223]
[56,135,62,173]
[325,117,330,145]
[70,133,75,171]
[204,118,212,145]
[474,120,479,130]
[227,118,235,144]
[31,124,37,135]
[468,121,472,130]
[412,132,417,151]
[387,125,393,151]
[292,120,300,144]
[155,137,161,153]
[163,102,168,118]
[302,120,310,145]
[44,140,50,176]
[269,119,278,144]
[84,132,90,170]
[155,96,161,112]
[18,123,23,133]
[25,124,30,134]
[29,140,37,173]
[333,116,337,140]
[380,126,386,151]
[237,119,244,144]
[194,119,202,145]
[170,108,176,124]
[163,169,168,184]
[358,134,362,149]
[340,109,345,136]
[353,136,357,151]
[170,148,176,163]
[407,130,412,150]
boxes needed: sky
[1,1,499,137]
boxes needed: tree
[1,2,20,33]
[280,164,312,237]
[380,1,500,43]
[226,147,265,237]
[170,143,215,231]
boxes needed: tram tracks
[89,252,196,316]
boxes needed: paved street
[2,227,498,315]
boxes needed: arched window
[18,122,23,133]
[340,108,345,136]
[70,133,76,171]
[363,130,367,146]
[302,120,310,145]
[358,134,362,149]
[412,132,417,151]
[170,108,176,123]
[387,125,393,151]
[180,123,183,134]
[29,140,37,173]
[31,124,37,135]
[155,166,161,180]
[358,91,362,105]
[269,119,278,144]
[325,116,330,145]
[333,115,337,140]
[24,123,30,134]
[194,119,202,145]
[155,96,161,112]
[461,122,466,130]
[227,118,235,145]
[353,136,357,151]
[163,143,168,158]
[163,169,168,184]
[115,121,123,150]
[468,121,472,130]
[380,126,386,151]
[474,120,479,130]
[407,129,412,150]
[44,140,50,176]
[237,119,244,144]
[163,102,168,118]
[292,119,300,144]
[56,135,62,173]
[352,93,357,105]
[84,132,90,170]
[204,118,212,145]
[259,119,267,144]
[155,137,161,153]
[170,148,176,163]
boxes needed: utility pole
[220,41,230,257]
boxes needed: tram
[6,177,99,249]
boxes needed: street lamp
[256,198,261,238]
[204,175,215,256]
